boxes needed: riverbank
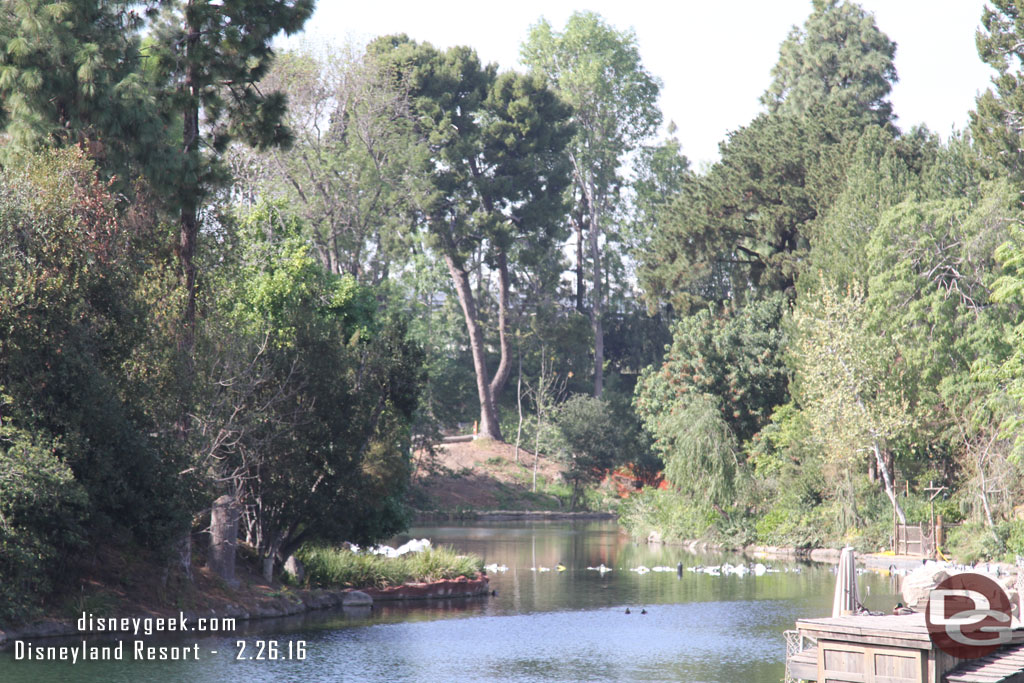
[415,510,617,521]
[644,534,1017,573]
[412,439,619,514]
[0,572,490,650]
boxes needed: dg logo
[926,572,1013,659]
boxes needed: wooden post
[893,493,898,554]
[924,482,947,559]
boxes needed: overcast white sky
[290,0,996,166]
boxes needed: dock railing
[784,629,817,683]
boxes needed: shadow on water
[0,520,901,683]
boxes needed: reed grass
[296,545,484,589]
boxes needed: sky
[289,0,996,167]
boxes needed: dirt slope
[411,439,569,511]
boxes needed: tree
[790,277,911,522]
[641,0,898,313]
[0,0,167,185]
[369,36,573,441]
[640,109,836,309]
[522,11,662,397]
[634,295,790,445]
[0,149,189,572]
[973,0,1024,180]
[147,0,313,365]
[198,204,423,579]
[552,395,624,509]
[629,132,691,268]
[237,44,429,283]
[761,0,897,126]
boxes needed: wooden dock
[786,613,1024,683]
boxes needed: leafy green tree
[640,107,860,311]
[790,277,911,522]
[0,420,89,622]
[642,0,898,312]
[761,0,897,126]
[0,149,189,557]
[198,203,423,579]
[522,11,662,396]
[369,36,573,441]
[635,295,790,445]
[802,125,939,293]
[238,44,428,283]
[630,132,691,270]
[552,395,624,509]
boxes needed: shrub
[0,425,89,624]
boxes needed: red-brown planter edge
[359,573,490,601]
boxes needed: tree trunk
[872,440,905,524]
[575,219,585,313]
[178,14,201,371]
[445,254,502,441]
[515,344,523,464]
[488,250,512,401]
[588,181,604,398]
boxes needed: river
[0,520,901,682]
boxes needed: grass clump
[297,545,484,589]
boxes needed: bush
[552,395,625,509]
[618,488,716,542]
[0,425,89,624]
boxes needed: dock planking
[788,614,1024,682]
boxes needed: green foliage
[0,149,188,548]
[522,11,661,393]
[551,394,625,509]
[790,277,912,471]
[640,107,861,310]
[947,522,1004,564]
[761,0,897,125]
[0,0,167,187]
[617,488,716,543]
[244,44,428,283]
[296,546,483,589]
[0,422,89,622]
[522,11,661,194]
[972,0,1024,180]
[636,295,789,444]
[196,202,424,573]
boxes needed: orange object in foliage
[604,465,666,498]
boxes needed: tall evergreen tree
[0,0,168,184]
[761,0,897,126]
[973,0,1024,180]
[147,0,313,365]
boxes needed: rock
[284,555,305,584]
[809,548,841,563]
[342,590,373,607]
[902,566,950,609]
[209,495,241,586]
[647,530,663,545]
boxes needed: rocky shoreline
[415,509,617,522]
[644,534,1015,572]
[0,573,490,650]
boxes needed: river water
[0,520,901,682]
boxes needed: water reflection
[0,521,900,683]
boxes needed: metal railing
[784,630,817,683]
